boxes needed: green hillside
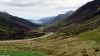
[78,27,100,43]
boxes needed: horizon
[0,0,93,20]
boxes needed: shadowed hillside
[0,12,41,40]
[0,12,39,31]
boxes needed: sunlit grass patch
[78,28,100,43]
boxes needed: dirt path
[0,32,53,43]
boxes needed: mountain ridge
[57,0,100,36]
[0,12,39,32]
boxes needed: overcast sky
[0,0,93,20]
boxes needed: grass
[0,29,100,56]
[78,28,100,43]
[0,50,45,56]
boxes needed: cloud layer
[0,0,93,20]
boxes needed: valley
[0,0,100,56]
[0,29,100,56]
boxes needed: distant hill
[39,16,56,25]
[42,10,74,31]
[40,11,74,26]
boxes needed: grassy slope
[0,28,100,56]
[0,15,100,56]
[58,15,100,36]
[78,27,100,43]
[32,32,100,56]
[0,17,100,56]
[0,39,46,56]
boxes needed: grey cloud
[0,2,41,7]
[0,0,92,19]
[0,0,53,7]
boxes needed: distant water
[27,19,43,24]
[33,20,43,24]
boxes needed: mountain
[29,0,100,56]
[0,0,100,56]
[57,0,100,36]
[0,12,39,32]
[0,12,40,40]
[42,10,74,32]
[39,10,74,26]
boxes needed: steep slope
[0,12,40,40]
[50,10,74,26]
[0,12,39,32]
[58,0,100,36]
